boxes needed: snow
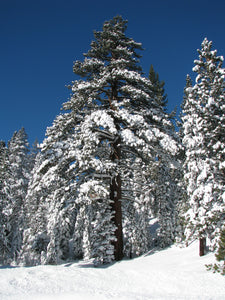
[1,241,224,300]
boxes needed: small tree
[215,228,225,274]
[206,227,225,275]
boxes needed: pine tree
[178,75,193,137]
[5,128,30,261]
[149,64,168,110]
[19,114,77,265]
[20,16,180,265]
[214,227,225,274]
[122,157,151,257]
[0,141,11,264]
[206,227,225,274]
[29,139,39,171]
[181,38,225,255]
[216,227,225,262]
[67,16,179,262]
[147,65,182,247]
[175,75,193,244]
[19,152,49,266]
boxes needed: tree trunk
[109,81,123,261]
[110,136,123,261]
[110,174,123,261]
[199,237,206,256]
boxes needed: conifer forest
[0,16,224,273]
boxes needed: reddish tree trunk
[110,135,123,261]
[109,82,123,261]
[110,174,123,261]
[199,237,206,256]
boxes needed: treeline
[0,17,224,272]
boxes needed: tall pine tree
[20,16,179,265]
[0,141,11,264]
[148,65,181,248]
[6,128,30,261]
[182,38,225,255]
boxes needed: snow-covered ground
[0,241,224,300]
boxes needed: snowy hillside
[0,241,224,300]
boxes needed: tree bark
[110,174,123,261]
[110,135,123,261]
[199,237,206,256]
[109,79,123,261]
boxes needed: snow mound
[0,241,224,300]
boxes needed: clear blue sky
[1,0,225,145]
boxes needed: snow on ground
[0,241,224,300]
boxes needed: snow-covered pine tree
[0,141,11,264]
[19,113,78,266]
[65,16,179,262]
[0,141,8,192]
[20,16,180,265]
[206,226,225,274]
[173,75,194,245]
[178,75,193,139]
[28,139,39,171]
[147,65,182,248]
[215,227,225,274]
[122,157,151,257]
[19,152,47,266]
[182,38,225,255]
[152,159,177,248]
[5,128,30,262]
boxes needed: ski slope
[0,241,224,299]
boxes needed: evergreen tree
[5,128,30,261]
[122,157,151,257]
[0,141,11,264]
[175,74,193,243]
[216,228,225,259]
[181,38,225,255]
[183,75,193,107]
[206,227,225,275]
[20,16,179,265]
[149,64,168,110]
[216,228,225,275]
[19,114,77,265]
[29,139,39,171]
[148,65,182,247]
[215,227,225,273]
[19,151,50,265]
[153,159,179,247]
[178,74,193,138]
[68,16,179,262]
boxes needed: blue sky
[1,0,225,145]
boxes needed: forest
[0,16,224,274]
